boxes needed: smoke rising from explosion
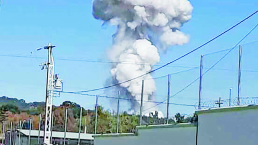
[92,0,193,115]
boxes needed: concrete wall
[95,106,258,145]
[94,124,196,145]
[197,106,258,145]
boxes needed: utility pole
[229,88,232,107]
[95,95,99,134]
[116,91,120,133]
[198,55,203,110]
[139,80,144,126]
[215,97,223,108]
[237,45,242,106]
[43,43,56,145]
[166,74,170,124]
[64,108,68,145]
[51,112,54,144]
[78,107,83,145]
[38,114,41,145]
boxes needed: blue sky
[0,0,257,117]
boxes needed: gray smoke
[93,0,193,115]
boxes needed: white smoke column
[93,0,193,115]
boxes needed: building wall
[94,126,196,145]
[197,107,258,145]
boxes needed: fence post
[78,107,82,145]
[139,80,144,126]
[29,119,31,145]
[198,55,204,110]
[237,45,242,105]
[95,95,99,134]
[38,114,42,145]
[166,74,171,124]
[19,120,21,145]
[10,122,12,145]
[64,108,68,145]
[116,91,120,133]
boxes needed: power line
[143,22,258,113]
[203,48,232,56]
[203,40,258,56]
[71,10,258,94]
[61,91,199,107]
[1,55,258,73]
[143,77,200,113]
[151,67,198,80]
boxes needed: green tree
[175,113,185,123]
[0,104,20,114]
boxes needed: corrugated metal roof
[17,129,94,140]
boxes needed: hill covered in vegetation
[0,96,197,134]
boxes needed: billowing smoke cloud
[92,0,193,115]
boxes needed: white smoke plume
[92,0,193,115]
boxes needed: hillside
[0,96,45,111]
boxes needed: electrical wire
[142,22,258,113]
[72,10,258,94]
[151,67,198,80]
[1,54,258,73]
[203,40,258,56]
[61,92,199,107]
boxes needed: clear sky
[0,0,257,118]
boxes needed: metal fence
[197,97,258,109]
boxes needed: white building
[5,129,94,145]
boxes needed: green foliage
[0,96,45,111]
[174,113,198,124]
[61,101,87,119]
[27,106,44,115]
[175,113,185,123]
[0,100,197,134]
[0,104,20,114]
[190,113,198,124]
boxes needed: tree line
[0,101,197,134]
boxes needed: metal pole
[166,74,171,124]
[19,121,21,145]
[10,122,13,145]
[139,80,144,126]
[43,43,55,144]
[237,45,242,106]
[95,95,99,134]
[116,91,120,133]
[215,97,223,108]
[51,111,54,144]
[64,108,68,145]
[229,88,232,107]
[78,107,82,145]
[38,114,41,145]
[84,110,87,134]
[29,119,31,145]
[198,55,203,110]
[2,122,4,145]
